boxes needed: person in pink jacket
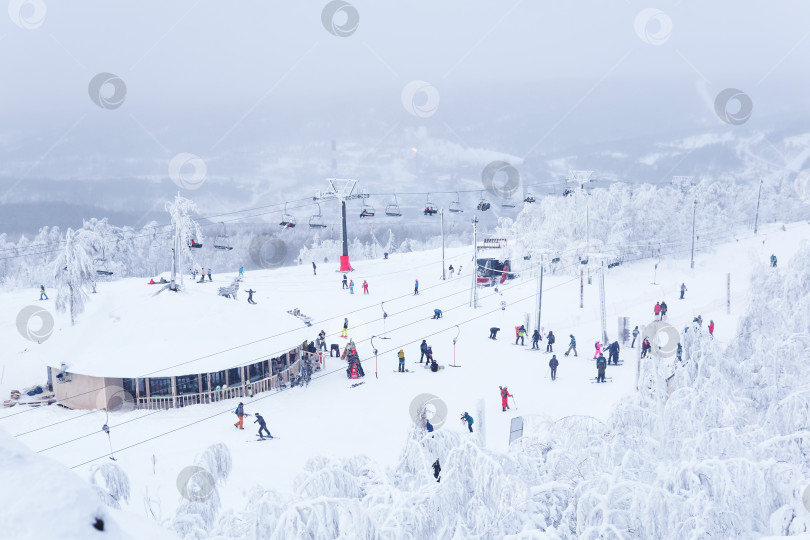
[593,341,602,359]
[653,302,661,321]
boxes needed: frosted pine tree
[89,462,131,509]
[53,227,100,325]
[165,193,203,287]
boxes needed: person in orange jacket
[234,402,248,430]
[500,386,513,412]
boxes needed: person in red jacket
[653,302,661,321]
[500,386,513,412]
[708,320,715,337]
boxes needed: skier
[432,459,441,482]
[549,355,559,381]
[245,289,257,304]
[640,337,651,358]
[631,326,639,348]
[500,386,513,411]
[207,268,212,282]
[254,413,272,439]
[449,264,454,278]
[596,354,607,383]
[191,269,197,281]
[565,334,577,357]
[515,325,526,345]
[341,318,348,338]
[426,346,434,363]
[593,341,602,359]
[426,419,434,432]
[607,341,620,365]
[433,309,443,319]
[693,315,703,327]
[199,268,205,283]
[234,402,247,430]
[397,349,405,372]
[239,266,244,279]
[546,331,555,352]
[708,320,715,337]
[362,280,369,294]
[660,301,668,321]
[414,278,419,295]
[39,285,48,300]
[489,327,500,339]
[770,254,777,267]
[420,340,429,363]
[531,329,541,350]
[461,411,474,432]
[349,279,354,294]
[680,283,687,299]
[342,274,348,289]
[676,342,683,362]
[654,302,661,321]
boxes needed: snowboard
[424,365,445,371]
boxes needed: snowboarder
[461,412,474,432]
[654,302,661,321]
[594,341,602,359]
[433,308,443,319]
[362,280,369,294]
[420,340,429,362]
[429,358,439,372]
[596,354,607,383]
[432,459,441,482]
[234,402,246,430]
[500,386,513,411]
[565,334,577,357]
[397,349,405,372]
[349,279,354,294]
[531,329,541,349]
[239,266,244,278]
[770,254,777,267]
[39,285,48,300]
[254,413,272,439]
[342,275,348,289]
[341,318,348,338]
[318,330,328,351]
[549,355,559,381]
[680,283,687,299]
[660,301,668,321]
[546,331,555,352]
[414,278,419,295]
[489,327,500,339]
[641,337,651,358]
[245,289,257,304]
[708,320,715,337]
[631,326,639,348]
[199,268,205,283]
[207,268,212,281]
[515,325,526,346]
[607,341,620,365]
[426,419,434,432]
[449,264,454,278]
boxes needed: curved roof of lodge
[26,273,315,378]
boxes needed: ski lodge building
[24,277,326,411]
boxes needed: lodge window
[176,375,199,395]
[149,377,172,396]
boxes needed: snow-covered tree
[90,463,131,509]
[53,227,100,325]
[165,193,203,286]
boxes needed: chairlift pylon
[449,192,463,213]
[309,203,327,228]
[385,195,402,217]
[213,222,233,251]
[424,193,437,216]
[280,203,296,229]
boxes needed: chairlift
[502,195,516,209]
[449,192,463,213]
[213,222,233,251]
[309,203,327,228]
[385,195,402,217]
[477,191,491,212]
[360,202,375,218]
[524,193,536,203]
[280,203,296,229]
[424,193,437,216]
[188,239,203,248]
[95,247,114,276]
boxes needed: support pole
[580,270,584,309]
[690,199,697,269]
[470,217,479,308]
[754,178,763,234]
[170,223,178,291]
[727,273,731,314]
[599,261,608,344]
[441,208,446,280]
[536,260,544,334]
[586,200,591,284]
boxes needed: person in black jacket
[489,327,500,339]
[432,459,441,482]
[596,354,607,383]
[420,340,429,362]
[531,329,541,349]
[549,355,559,381]
[607,341,620,365]
[546,331,555,352]
[254,413,272,439]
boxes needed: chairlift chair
[360,203,375,218]
[385,195,402,217]
[477,192,491,212]
[280,203,296,229]
[502,195,516,209]
[189,239,203,248]
[424,193,437,216]
[524,193,536,203]
[95,247,114,276]
[309,203,328,228]
[449,192,464,213]
[213,222,233,251]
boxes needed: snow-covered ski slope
[1,221,807,537]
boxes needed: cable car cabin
[424,205,437,216]
[477,200,491,212]
[189,240,203,248]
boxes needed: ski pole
[544,368,550,379]
[511,396,518,410]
